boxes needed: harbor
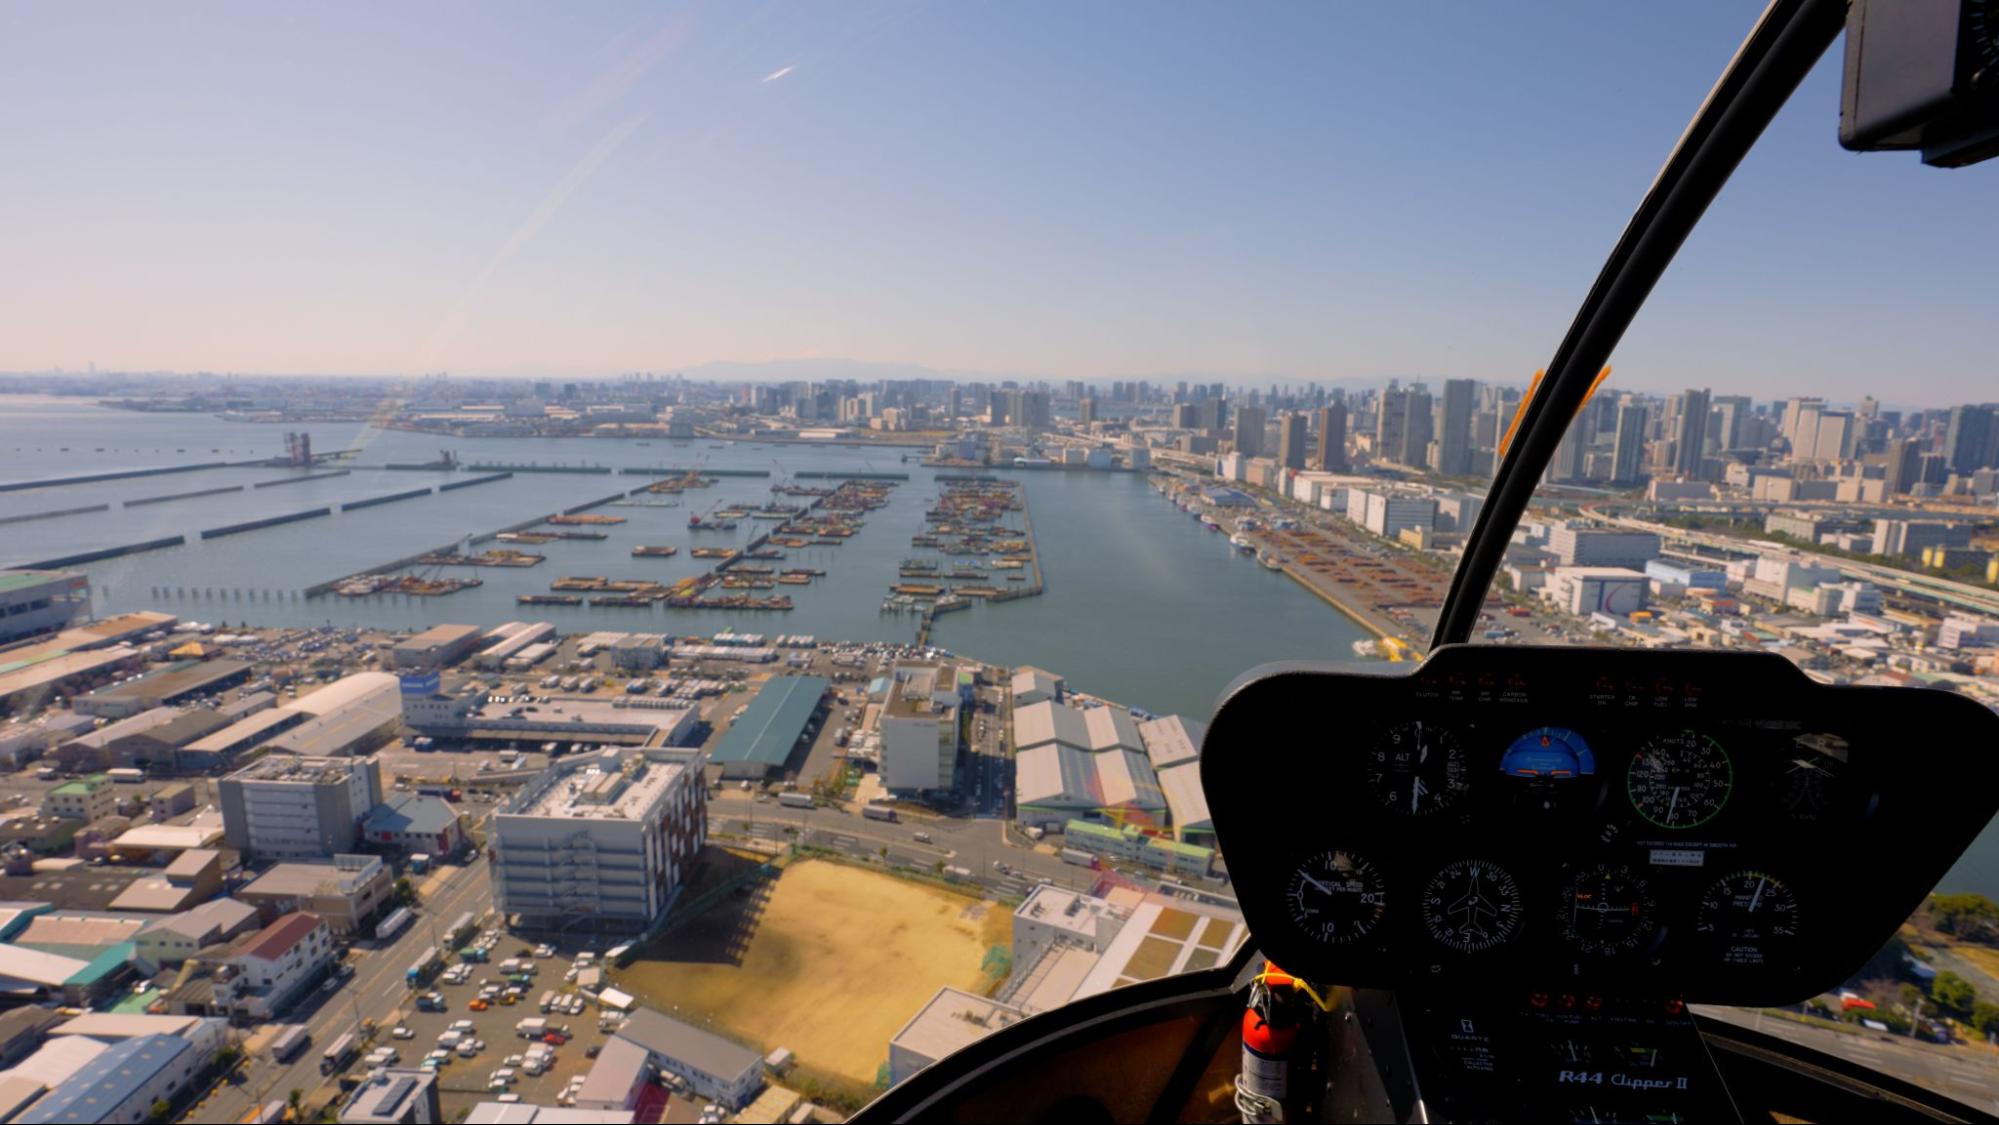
[0,401,1367,719]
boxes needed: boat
[1229,533,1255,554]
[1258,551,1286,570]
[632,545,679,558]
[688,515,738,531]
[1352,639,1380,658]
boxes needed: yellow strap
[1252,970,1337,1013]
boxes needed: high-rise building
[1172,403,1201,430]
[491,746,708,933]
[1884,437,1925,495]
[1710,394,1751,452]
[1402,384,1434,467]
[1077,397,1097,427]
[1812,411,1857,461]
[880,665,961,794]
[1671,388,1710,477]
[1945,404,1995,473]
[1313,404,1349,472]
[1233,405,1268,457]
[1277,411,1309,470]
[1020,390,1052,430]
[1375,386,1407,466]
[1430,379,1475,475]
[1611,396,1648,484]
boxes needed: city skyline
[3,3,1996,399]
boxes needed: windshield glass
[0,2,1992,1116]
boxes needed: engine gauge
[1286,850,1387,945]
[1559,863,1658,957]
[1367,721,1469,816]
[1627,730,1733,829]
[1422,859,1524,954]
[1696,870,1800,968]
[1782,733,1848,820]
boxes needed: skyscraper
[1314,404,1349,472]
[1945,404,1994,473]
[1077,397,1097,426]
[1402,384,1434,467]
[1233,405,1268,457]
[1883,437,1924,495]
[1376,386,1407,468]
[1430,378,1475,475]
[1671,388,1710,477]
[1277,411,1308,470]
[1612,396,1648,485]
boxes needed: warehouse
[606,1006,762,1110]
[390,623,485,671]
[1014,743,1167,832]
[52,707,230,773]
[73,659,252,719]
[708,675,827,780]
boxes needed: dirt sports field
[617,857,1010,1085]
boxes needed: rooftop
[362,793,461,837]
[240,856,382,899]
[79,659,250,704]
[891,985,1026,1064]
[615,1005,762,1081]
[226,753,368,785]
[0,570,74,595]
[233,911,322,963]
[394,624,483,652]
[510,750,679,821]
[709,675,827,770]
[342,1067,438,1124]
[1138,715,1206,772]
[16,1033,191,1124]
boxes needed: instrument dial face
[1696,870,1800,968]
[1560,863,1658,957]
[1422,859,1524,954]
[1286,850,1387,945]
[1367,721,1470,816]
[1627,730,1733,829]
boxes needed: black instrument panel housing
[1200,645,1999,1004]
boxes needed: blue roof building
[709,675,828,780]
[18,1033,195,1124]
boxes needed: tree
[1972,1002,1999,1039]
[1932,970,1977,1018]
[147,1098,172,1123]
[394,876,416,906]
[289,1088,304,1113]
[1930,894,1999,941]
[1898,982,1925,1011]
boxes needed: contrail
[761,65,794,83]
[420,115,647,365]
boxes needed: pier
[438,472,512,492]
[24,535,187,570]
[126,483,246,507]
[253,469,351,488]
[620,467,770,478]
[200,506,331,540]
[465,463,613,474]
[340,486,434,512]
[0,461,230,494]
[0,502,111,526]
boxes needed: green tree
[394,876,416,906]
[147,1098,171,1123]
[1898,982,1925,1011]
[1972,1002,1999,1039]
[1932,970,1978,1018]
[1930,894,1999,940]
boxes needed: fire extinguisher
[1237,962,1307,1123]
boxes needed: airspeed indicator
[1627,730,1733,829]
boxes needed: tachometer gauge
[1627,730,1733,829]
[1422,859,1524,953]
[1286,850,1387,945]
[1696,870,1800,968]
[1559,863,1658,957]
[1367,721,1469,815]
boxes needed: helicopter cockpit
[855,2,1999,1121]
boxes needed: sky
[1,2,1994,404]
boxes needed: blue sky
[1,2,1992,403]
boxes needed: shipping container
[1059,847,1097,867]
[270,1024,310,1063]
[776,792,814,809]
[861,804,898,822]
[321,1032,356,1073]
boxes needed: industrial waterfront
[0,397,1366,719]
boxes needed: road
[1698,1005,1999,1113]
[196,855,495,1123]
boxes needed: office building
[217,754,383,859]
[492,747,707,933]
[1276,412,1308,471]
[1401,384,1434,467]
[1313,403,1349,471]
[1671,388,1710,477]
[236,854,393,936]
[1546,567,1650,617]
[1375,386,1407,466]
[42,774,116,823]
[888,988,1026,1086]
[1610,397,1648,485]
[880,665,960,795]
[1945,404,1995,473]
[1430,378,1475,476]
[1549,526,1660,568]
[1231,405,1267,457]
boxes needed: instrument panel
[1200,646,1999,1004]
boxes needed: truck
[862,803,898,822]
[321,1032,357,1074]
[107,767,147,784]
[943,865,973,881]
[516,1017,549,1039]
[445,911,477,947]
[1059,847,1098,867]
[776,792,814,810]
[269,1024,310,1063]
[407,947,443,987]
[375,906,414,942]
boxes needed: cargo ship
[518,594,582,606]
[632,545,680,558]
